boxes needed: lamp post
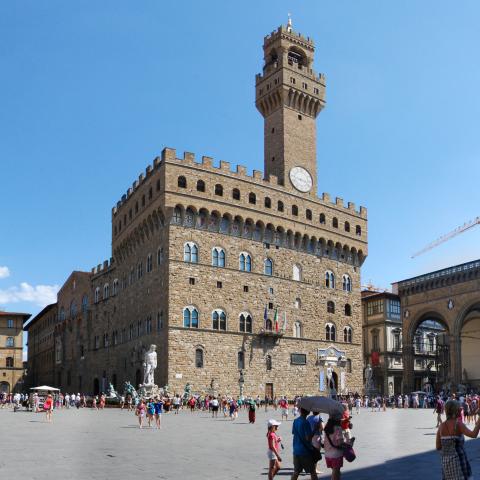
[238,370,245,399]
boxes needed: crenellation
[348,202,355,211]
[220,160,231,172]
[253,170,263,180]
[162,147,177,162]
[236,165,247,175]
[201,156,213,167]
[146,165,152,176]
[153,156,161,168]
[322,193,331,203]
[267,174,278,185]
[127,187,132,197]
[335,197,344,207]
[183,151,195,163]
[360,206,367,218]
[138,173,144,184]
[132,180,138,190]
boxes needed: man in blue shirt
[291,407,318,480]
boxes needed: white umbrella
[299,396,345,416]
[30,385,60,391]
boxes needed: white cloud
[0,266,10,279]
[0,282,59,307]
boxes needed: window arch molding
[343,326,353,343]
[212,308,227,331]
[212,247,226,267]
[325,322,336,341]
[264,257,273,276]
[294,321,302,338]
[327,301,335,314]
[239,311,253,333]
[183,306,199,328]
[239,252,252,272]
[342,274,352,292]
[195,346,204,368]
[103,283,109,300]
[184,242,199,263]
[94,288,100,304]
[293,264,302,281]
[325,270,335,289]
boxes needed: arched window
[344,326,353,343]
[178,176,187,188]
[6,337,14,347]
[195,348,204,368]
[70,301,77,318]
[112,279,119,296]
[325,323,336,341]
[183,307,199,328]
[344,221,350,232]
[277,201,284,212]
[172,207,182,224]
[306,209,312,220]
[82,295,88,314]
[292,205,298,216]
[325,271,335,289]
[344,304,352,316]
[212,247,226,267]
[327,301,335,314]
[293,264,302,281]
[184,242,198,263]
[249,192,256,204]
[6,357,13,368]
[146,254,153,273]
[356,225,362,236]
[319,213,326,224]
[294,321,302,338]
[214,184,223,196]
[295,297,301,309]
[264,258,273,276]
[342,275,352,292]
[94,288,100,304]
[332,217,338,228]
[239,253,252,272]
[238,351,245,369]
[266,355,272,371]
[157,247,164,265]
[264,197,271,208]
[103,284,109,300]
[196,180,205,192]
[239,313,253,333]
[232,188,240,200]
[212,310,227,331]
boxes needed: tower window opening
[298,115,302,120]
[288,49,305,66]
[271,128,275,134]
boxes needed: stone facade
[393,259,480,392]
[0,311,30,393]
[25,22,368,398]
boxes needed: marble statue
[364,364,374,392]
[143,344,157,387]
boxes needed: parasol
[30,385,60,391]
[298,396,345,416]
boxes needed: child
[136,399,146,429]
[267,419,282,480]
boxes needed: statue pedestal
[139,384,161,399]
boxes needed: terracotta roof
[0,311,31,318]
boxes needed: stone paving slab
[1,407,480,479]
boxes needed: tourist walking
[248,399,257,424]
[154,396,163,428]
[136,399,146,429]
[324,414,345,480]
[211,396,219,418]
[279,397,288,421]
[44,394,54,423]
[436,399,480,479]
[435,396,445,427]
[267,419,282,480]
[290,407,318,480]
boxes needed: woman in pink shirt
[267,419,282,479]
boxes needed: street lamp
[238,370,245,399]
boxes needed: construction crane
[411,216,480,258]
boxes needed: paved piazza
[2,407,480,479]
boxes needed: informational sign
[319,370,325,391]
[175,373,183,379]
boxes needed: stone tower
[255,20,326,196]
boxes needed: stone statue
[326,366,337,398]
[183,382,192,400]
[123,381,138,399]
[106,383,118,399]
[142,344,157,387]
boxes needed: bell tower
[255,19,326,195]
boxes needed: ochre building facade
[25,23,368,398]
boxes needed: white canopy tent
[30,385,60,392]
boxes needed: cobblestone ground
[2,406,480,479]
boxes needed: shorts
[281,408,288,416]
[267,450,278,461]
[212,405,219,412]
[326,456,343,469]
[293,455,315,474]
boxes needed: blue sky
[1,0,480,321]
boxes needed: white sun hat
[268,419,281,427]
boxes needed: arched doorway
[0,382,10,394]
[93,378,100,396]
[331,371,338,392]
[403,312,448,393]
[459,302,480,389]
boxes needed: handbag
[326,432,356,463]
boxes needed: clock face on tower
[289,167,313,193]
